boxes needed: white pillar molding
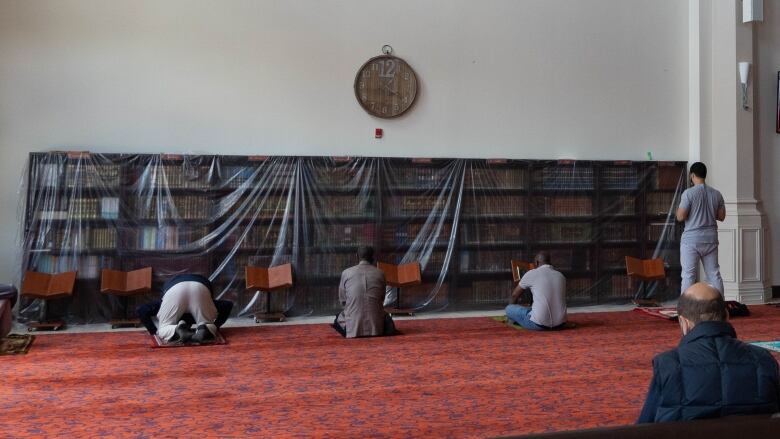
[697,0,770,303]
[718,200,770,303]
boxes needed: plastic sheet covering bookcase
[18,153,686,323]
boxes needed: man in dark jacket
[637,282,780,423]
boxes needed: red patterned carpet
[2,307,780,438]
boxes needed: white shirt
[519,264,567,327]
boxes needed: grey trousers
[156,281,217,342]
[680,241,724,295]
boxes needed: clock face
[354,55,418,118]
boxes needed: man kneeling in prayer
[156,274,219,344]
[334,246,396,338]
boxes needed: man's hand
[716,206,726,221]
[510,284,524,305]
[676,207,688,222]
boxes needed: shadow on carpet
[492,316,577,331]
[0,334,35,355]
[150,331,227,348]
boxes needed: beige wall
[0,0,690,282]
[757,1,780,286]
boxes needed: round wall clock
[354,47,418,118]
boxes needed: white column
[699,0,770,303]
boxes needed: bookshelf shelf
[22,153,686,322]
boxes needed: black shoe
[191,324,215,344]
[175,321,194,343]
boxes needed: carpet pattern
[2,307,779,438]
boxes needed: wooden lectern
[511,260,536,283]
[378,261,422,316]
[245,263,293,322]
[101,267,153,328]
[625,256,666,307]
[21,270,77,331]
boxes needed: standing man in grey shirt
[505,251,567,330]
[676,162,726,295]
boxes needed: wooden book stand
[21,270,77,331]
[625,256,666,307]
[511,260,536,283]
[377,261,422,316]
[101,267,152,328]
[245,263,293,322]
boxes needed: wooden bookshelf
[22,153,686,322]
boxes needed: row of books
[385,196,444,215]
[311,167,363,188]
[388,167,446,188]
[35,196,120,220]
[648,222,678,242]
[465,168,528,190]
[600,248,640,269]
[225,226,290,249]
[608,275,634,298]
[396,283,449,308]
[133,196,213,220]
[229,195,295,219]
[128,226,210,250]
[600,222,637,241]
[314,223,376,246]
[221,166,260,189]
[567,278,593,299]
[646,192,678,215]
[654,167,683,190]
[311,196,375,217]
[535,167,595,190]
[547,248,592,271]
[531,223,593,243]
[462,223,525,244]
[131,165,212,189]
[382,222,451,246]
[303,253,356,276]
[382,251,447,272]
[600,167,639,190]
[532,196,592,216]
[469,280,513,304]
[459,250,525,273]
[65,163,121,188]
[464,196,526,216]
[42,227,117,251]
[601,196,636,216]
[30,254,113,279]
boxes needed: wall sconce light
[743,0,763,23]
[739,62,751,110]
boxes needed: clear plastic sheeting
[18,153,686,323]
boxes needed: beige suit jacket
[338,261,386,338]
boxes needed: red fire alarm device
[375,128,383,139]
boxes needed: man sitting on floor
[153,274,221,344]
[505,251,567,330]
[637,282,780,423]
[334,246,396,338]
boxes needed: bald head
[684,282,722,302]
[534,251,551,267]
[677,282,726,325]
